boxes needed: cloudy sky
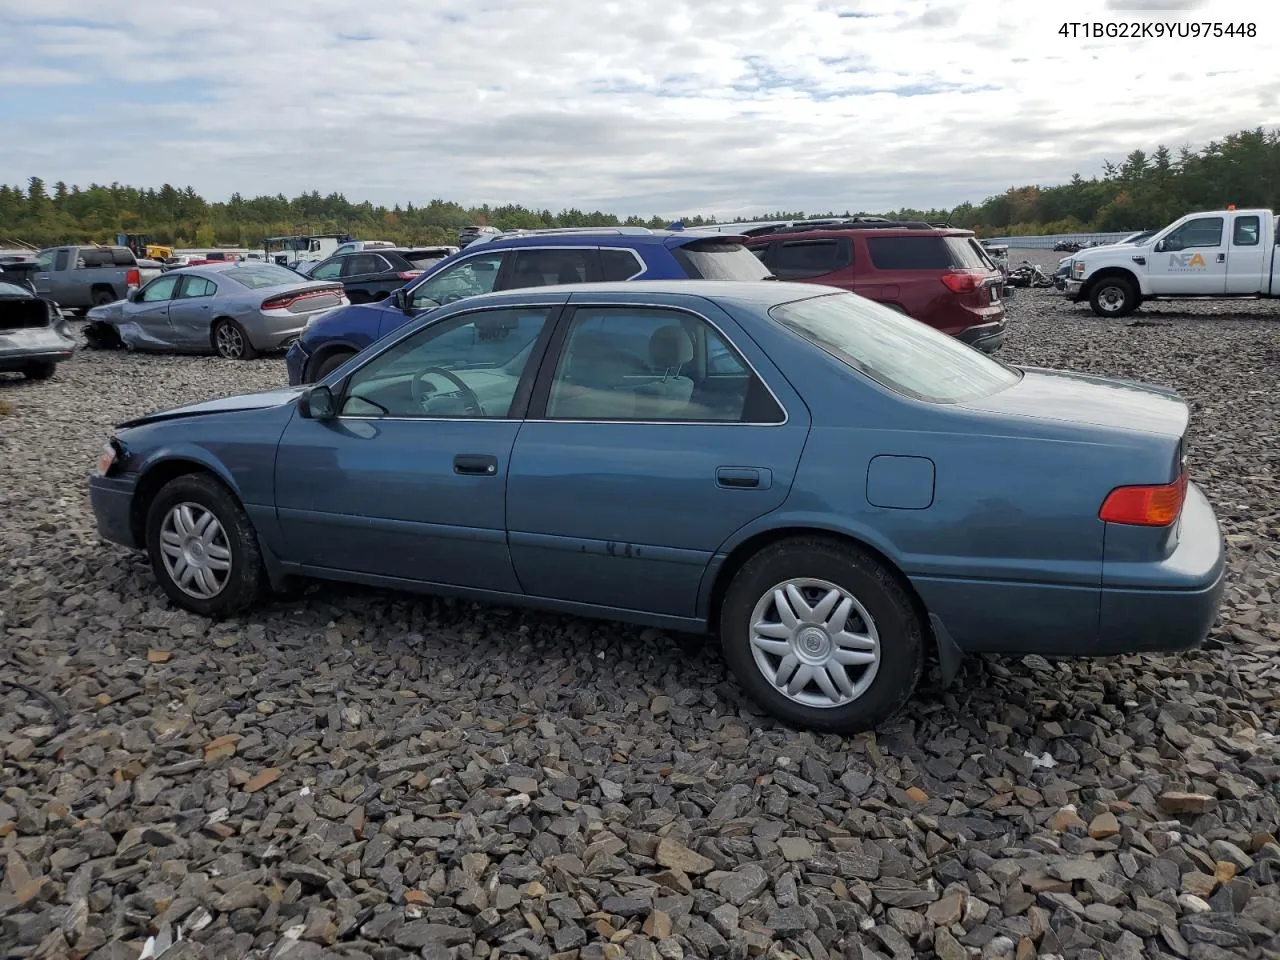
[2,0,1276,218]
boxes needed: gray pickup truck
[31,245,162,311]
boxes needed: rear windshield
[405,252,451,269]
[672,239,773,280]
[222,264,304,289]
[865,236,993,271]
[770,292,1021,404]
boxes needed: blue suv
[284,227,772,384]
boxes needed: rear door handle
[454,454,498,476]
[717,466,771,490]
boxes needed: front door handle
[454,454,498,476]
[1217,252,1226,263]
[717,466,771,490]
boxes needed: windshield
[770,292,1022,404]
[222,264,306,289]
[672,238,773,280]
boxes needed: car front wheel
[720,537,924,733]
[1088,276,1138,317]
[145,473,267,618]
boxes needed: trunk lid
[962,366,1190,441]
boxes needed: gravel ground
[1,277,1279,960]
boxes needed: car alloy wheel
[215,322,245,359]
[158,502,232,599]
[748,577,880,708]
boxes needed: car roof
[746,221,975,241]
[433,279,830,310]
[469,228,743,250]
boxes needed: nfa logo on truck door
[1167,252,1207,271]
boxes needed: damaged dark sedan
[0,280,77,380]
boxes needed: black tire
[720,537,924,733]
[144,472,267,618]
[212,318,258,360]
[92,289,117,307]
[1088,276,1138,318]
[23,361,57,381]
[311,350,355,382]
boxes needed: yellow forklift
[117,233,174,262]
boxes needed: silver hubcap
[1097,286,1125,312]
[159,502,232,599]
[216,324,243,358]
[749,578,880,709]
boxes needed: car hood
[118,385,306,429]
[962,367,1189,439]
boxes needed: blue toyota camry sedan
[88,281,1225,732]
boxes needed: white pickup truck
[1063,208,1279,317]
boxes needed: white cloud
[1,0,1277,217]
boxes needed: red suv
[746,220,1007,352]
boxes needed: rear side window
[506,249,592,288]
[866,236,991,271]
[111,247,136,266]
[1233,216,1260,246]
[767,239,852,279]
[599,248,644,281]
[672,239,772,280]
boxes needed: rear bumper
[90,476,140,549]
[956,320,1005,354]
[0,347,74,372]
[1095,481,1225,654]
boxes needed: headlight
[1072,261,1085,279]
[94,440,119,477]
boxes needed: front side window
[544,306,782,422]
[505,249,592,288]
[770,292,1021,404]
[340,306,551,419]
[1232,216,1260,246]
[309,259,343,281]
[411,253,505,311]
[1162,217,1224,250]
[140,275,180,302]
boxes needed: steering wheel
[410,366,484,416]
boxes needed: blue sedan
[88,281,1225,732]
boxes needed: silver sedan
[83,263,350,360]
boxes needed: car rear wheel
[311,350,355,382]
[1089,276,1138,318]
[145,473,266,618]
[212,318,258,360]
[92,290,116,307]
[720,537,924,733]
[23,361,57,380]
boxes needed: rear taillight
[1099,472,1188,526]
[940,270,982,294]
[126,268,140,287]
[396,271,423,281]
[261,285,342,311]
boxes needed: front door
[32,249,59,298]
[165,274,220,349]
[1224,212,1266,295]
[1147,215,1228,295]
[506,299,811,618]
[273,303,559,592]
[126,274,181,344]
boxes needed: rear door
[505,294,810,619]
[166,275,219,348]
[1224,212,1265,294]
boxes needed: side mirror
[1153,240,1165,253]
[391,288,409,312]
[129,289,143,302]
[298,384,336,420]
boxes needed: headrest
[649,325,694,369]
